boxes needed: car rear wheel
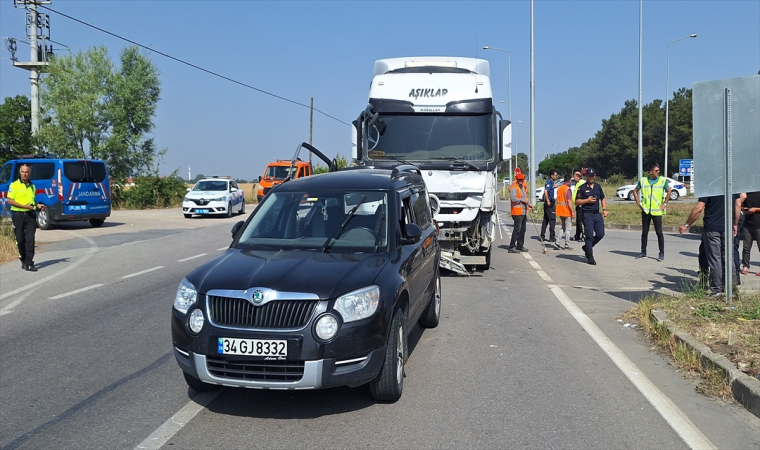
[627,191,635,201]
[36,208,53,230]
[670,190,680,201]
[183,372,219,392]
[370,309,405,402]
[89,218,104,227]
[419,270,441,328]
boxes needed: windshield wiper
[431,156,479,170]
[321,195,367,253]
[381,154,414,165]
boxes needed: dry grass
[624,291,760,398]
[0,219,19,265]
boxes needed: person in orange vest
[508,173,533,253]
[555,173,575,250]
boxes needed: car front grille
[206,356,305,381]
[208,296,318,329]
[191,199,211,205]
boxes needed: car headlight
[211,196,226,202]
[174,278,197,314]
[334,285,379,322]
[188,309,205,334]
[315,314,339,340]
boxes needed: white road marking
[178,253,207,262]
[49,284,104,300]
[522,253,533,260]
[216,247,228,251]
[546,285,716,450]
[0,299,23,316]
[528,260,541,270]
[122,266,164,278]
[0,231,99,302]
[536,271,553,282]
[134,391,221,450]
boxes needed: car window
[0,164,12,184]
[411,191,432,228]
[194,180,228,191]
[237,190,388,252]
[28,162,55,180]
[231,181,239,190]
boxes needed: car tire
[184,213,192,219]
[89,218,104,227]
[183,372,219,392]
[370,309,406,402]
[627,191,635,201]
[670,190,680,201]
[419,269,441,328]
[239,200,246,215]
[36,208,53,230]
[226,201,233,218]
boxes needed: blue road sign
[679,159,693,176]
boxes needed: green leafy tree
[38,45,162,181]
[313,153,350,174]
[0,95,34,164]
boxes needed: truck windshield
[366,114,492,161]
[264,165,296,179]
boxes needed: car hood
[617,184,636,190]
[188,249,391,299]
[186,191,226,198]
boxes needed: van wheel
[36,209,53,230]
[370,309,406,402]
[89,218,104,227]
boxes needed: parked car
[615,177,687,201]
[172,158,441,402]
[183,176,246,218]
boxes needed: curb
[605,223,704,234]
[650,309,760,419]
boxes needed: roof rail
[13,153,60,160]
[210,176,233,179]
[391,164,421,179]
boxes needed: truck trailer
[352,57,511,274]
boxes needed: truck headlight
[334,285,379,322]
[174,278,197,314]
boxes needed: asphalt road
[1,206,759,449]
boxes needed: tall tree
[38,45,162,181]
[0,95,34,164]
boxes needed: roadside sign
[679,159,693,177]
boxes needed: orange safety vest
[556,184,572,217]
[510,182,527,215]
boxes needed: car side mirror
[186,187,191,192]
[231,220,244,239]
[258,175,262,182]
[401,223,422,245]
[231,187,238,192]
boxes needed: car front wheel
[226,201,233,218]
[239,200,246,214]
[370,310,406,402]
[670,190,680,201]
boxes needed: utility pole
[11,0,53,152]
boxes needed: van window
[63,161,107,183]
[28,162,55,180]
[0,164,12,184]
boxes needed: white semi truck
[352,57,512,274]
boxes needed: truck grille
[206,356,305,381]
[208,296,318,329]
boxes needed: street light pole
[664,34,697,179]
[482,46,512,178]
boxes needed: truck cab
[257,159,312,202]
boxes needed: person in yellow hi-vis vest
[7,164,46,271]
[633,163,672,261]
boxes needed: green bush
[606,173,628,186]
[113,175,187,209]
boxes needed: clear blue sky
[1,1,758,180]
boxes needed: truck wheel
[370,310,406,402]
[183,372,219,392]
[36,209,53,230]
[481,247,492,271]
[89,218,104,227]
[419,269,441,328]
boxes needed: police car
[182,176,246,218]
[616,177,687,201]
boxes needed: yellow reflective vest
[8,179,36,212]
[639,176,668,216]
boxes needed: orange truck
[257,159,312,201]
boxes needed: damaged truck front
[352,57,512,274]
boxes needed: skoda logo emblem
[252,289,265,304]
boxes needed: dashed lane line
[178,253,208,262]
[49,284,104,300]
[134,391,221,450]
[122,266,165,279]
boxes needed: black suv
[172,144,441,402]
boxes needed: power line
[38,4,351,126]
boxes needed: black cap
[586,168,596,176]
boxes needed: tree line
[534,88,693,180]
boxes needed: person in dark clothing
[739,191,760,276]
[572,170,585,241]
[540,169,558,247]
[574,168,608,265]
[679,194,741,297]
